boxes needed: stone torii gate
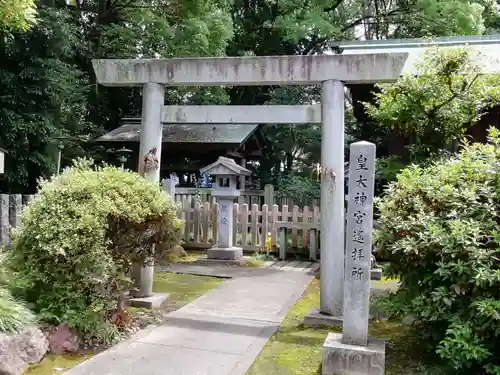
[92,54,408,320]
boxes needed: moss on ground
[160,250,206,264]
[28,272,223,375]
[246,278,446,375]
[25,354,93,375]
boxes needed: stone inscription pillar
[343,141,376,346]
[322,141,386,375]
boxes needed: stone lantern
[200,156,251,262]
[0,148,6,174]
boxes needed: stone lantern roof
[200,156,251,176]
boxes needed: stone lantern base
[207,246,243,260]
[195,246,247,266]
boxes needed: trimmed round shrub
[7,158,181,342]
[375,128,500,374]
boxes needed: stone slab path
[158,260,319,279]
[64,267,314,375]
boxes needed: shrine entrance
[91,53,408,320]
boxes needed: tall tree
[0,0,37,32]
[0,0,235,192]
[0,6,87,192]
[365,48,500,162]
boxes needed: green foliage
[0,0,37,32]
[374,128,500,374]
[365,48,500,162]
[2,0,500,190]
[393,0,493,36]
[0,7,89,192]
[7,159,181,343]
[263,86,322,181]
[277,175,320,207]
[376,156,407,182]
[0,287,36,333]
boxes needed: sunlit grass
[246,278,446,375]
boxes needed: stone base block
[371,268,383,281]
[322,332,386,375]
[303,308,342,327]
[128,293,169,310]
[195,256,248,266]
[207,246,243,260]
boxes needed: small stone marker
[322,141,386,375]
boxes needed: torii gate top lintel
[91,53,409,87]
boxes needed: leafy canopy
[0,0,37,32]
[365,48,500,161]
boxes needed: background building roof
[330,35,500,75]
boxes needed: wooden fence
[0,194,34,246]
[178,201,320,260]
[0,194,320,260]
[173,184,321,208]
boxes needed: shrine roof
[96,120,259,145]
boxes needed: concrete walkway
[64,267,315,375]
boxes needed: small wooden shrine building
[96,118,267,186]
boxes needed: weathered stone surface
[161,105,322,124]
[129,293,169,310]
[370,268,383,281]
[322,332,386,375]
[91,54,409,87]
[167,245,187,258]
[207,247,243,260]
[343,141,376,346]
[47,324,80,355]
[194,257,248,266]
[0,327,49,375]
[319,79,345,318]
[303,308,342,327]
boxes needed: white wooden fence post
[264,184,274,207]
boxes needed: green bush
[375,128,500,374]
[0,287,36,333]
[277,175,320,207]
[6,158,181,343]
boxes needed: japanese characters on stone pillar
[343,141,376,346]
[218,199,232,249]
[199,157,251,263]
[322,141,386,375]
